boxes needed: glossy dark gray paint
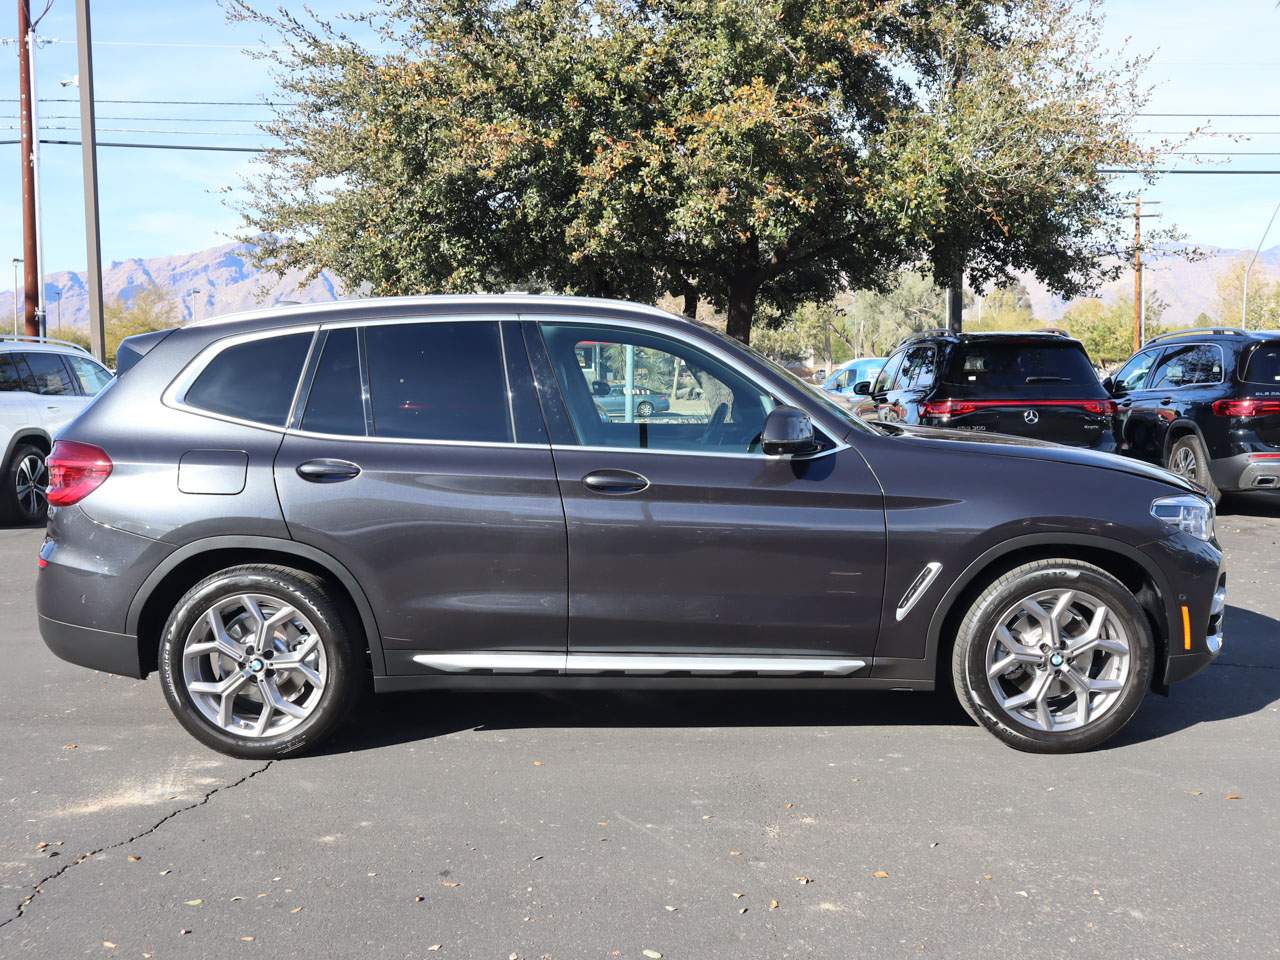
[36,296,1223,695]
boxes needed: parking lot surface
[2,501,1278,959]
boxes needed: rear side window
[0,354,23,391]
[1245,342,1280,384]
[1150,343,1223,389]
[66,356,113,395]
[364,321,512,442]
[23,352,77,396]
[184,333,312,426]
[301,329,365,436]
[943,342,1099,392]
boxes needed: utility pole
[1129,199,1161,351]
[75,0,106,361]
[17,0,38,337]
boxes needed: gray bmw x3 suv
[37,296,1226,757]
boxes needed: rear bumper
[1210,451,1280,492]
[38,614,143,678]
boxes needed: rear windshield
[942,341,1102,395]
[1244,342,1280,384]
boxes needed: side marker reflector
[1181,604,1192,650]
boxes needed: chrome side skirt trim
[411,652,867,677]
[895,562,943,622]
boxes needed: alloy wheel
[181,594,328,738]
[1170,444,1199,482]
[15,453,47,518]
[984,588,1131,733]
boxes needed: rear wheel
[636,400,655,417]
[1168,434,1220,503]
[1,442,48,525]
[158,565,361,759]
[951,559,1153,753]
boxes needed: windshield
[942,341,1102,396]
[697,323,874,434]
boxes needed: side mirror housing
[1101,376,1116,394]
[761,405,819,457]
[591,380,611,397]
[852,379,872,396]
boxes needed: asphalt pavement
[2,500,1278,959]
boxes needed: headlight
[1151,494,1215,542]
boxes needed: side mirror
[761,405,818,457]
[853,380,872,396]
[1101,376,1114,393]
[591,380,610,397]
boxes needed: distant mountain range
[2,239,1279,332]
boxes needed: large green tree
[231,0,1157,344]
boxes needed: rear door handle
[582,469,649,495]
[1160,397,1174,405]
[296,458,362,483]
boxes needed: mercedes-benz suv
[37,297,1224,757]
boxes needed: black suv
[37,297,1224,758]
[855,330,1116,450]
[1105,327,1280,501]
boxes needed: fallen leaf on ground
[532,760,544,766]
[982,874,993,881]
[872,871,889,879]
[290,906,303,913]
[1225,793,1243,800]
[240,936,255,942]
[415,896,425,903]
[35,842,48,850]
[795,876,812,884]
[184,899,203,907]
[769,900,780,910]
[428,946,442,952]
[441,880,461,888]
[509,953,519,960]
[160,870,172,876]
[102,942,116,950]
[738,907,748,914]
[663,905,676,912]
[64,743,78,750]
[642,950,663,959]
[230,896,245,902]
[1188,789,1203,796]
[179,929,191,936]
[1016,890,1029,898]
[733,892,744,900]
[783,803,795,809]
[127,855,141,862]
[729,850,741,856]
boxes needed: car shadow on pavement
[1111,603,1280,748]
[322,685,975,756]
[1219,492,1280,518]
[324,603,1280,756]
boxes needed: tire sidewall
[159,569,357,759]
[4,442,48,525]
[1170,435,1220,502]
[958,563,1153,753]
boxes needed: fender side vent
[896,562,942,622]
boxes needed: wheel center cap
[248,657,265,673]
[1049,652,1065,668]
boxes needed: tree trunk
[725,281,756,345]
[682,284,698,319]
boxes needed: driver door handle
[582,469,649,495]
[296,458,362,483]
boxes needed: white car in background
[1,336,113,524]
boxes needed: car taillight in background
[1213,398,1280,417]
[922,399,1117,419]
[45,441,113,507]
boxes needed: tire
[1167,434,1220,504]
[636,400,655,417]
[158,564,362,759]
[1,441,48,525]
[950,559,1153,753]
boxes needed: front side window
[1111,349,1160,393]
[0,354,24,392]
[66,356,113,396]
[364,321,512,442]
[1150,344,1223,389]
[184,332,312,426]
[541,323,777,453]
[873,351,905,394]
[22,352,76,396]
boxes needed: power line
[0,137,266,153]
[1,124,271,136]
[0,97,295,106]
[1103,168,1280,175]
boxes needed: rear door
[273,317,567,671]
[16,351,82,434]
[531,317,885,661]
[1146,342,1225,460]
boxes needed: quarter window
[540,323,778,453]
[364,321,512,443]
[184,332,312,427]
[1150,344,1223,389]
[65,356,113,395]
[1244,342,1280,384]
[301,329,365,436]
[22,352,76,396]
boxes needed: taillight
[1081,399,1118,415]
[1213,398,1280,417]
[45,441,113,507]
[922,399,978,418]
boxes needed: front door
[531,319,885,660]
[1112,347,1163,461]
[274,319,567,667]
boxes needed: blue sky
[2,0,1280,281]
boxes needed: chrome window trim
[1147,342,1227,390]
[525,311,850,451]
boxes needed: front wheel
[636,400,655,417]
[951,559,1153,753]
[158,565,362,759]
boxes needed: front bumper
[1162,570,1227,686]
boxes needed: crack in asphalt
[0,760,274,930]
[1214,660,1280,671]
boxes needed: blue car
[823,357,886,395]
[592,381,671,419]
